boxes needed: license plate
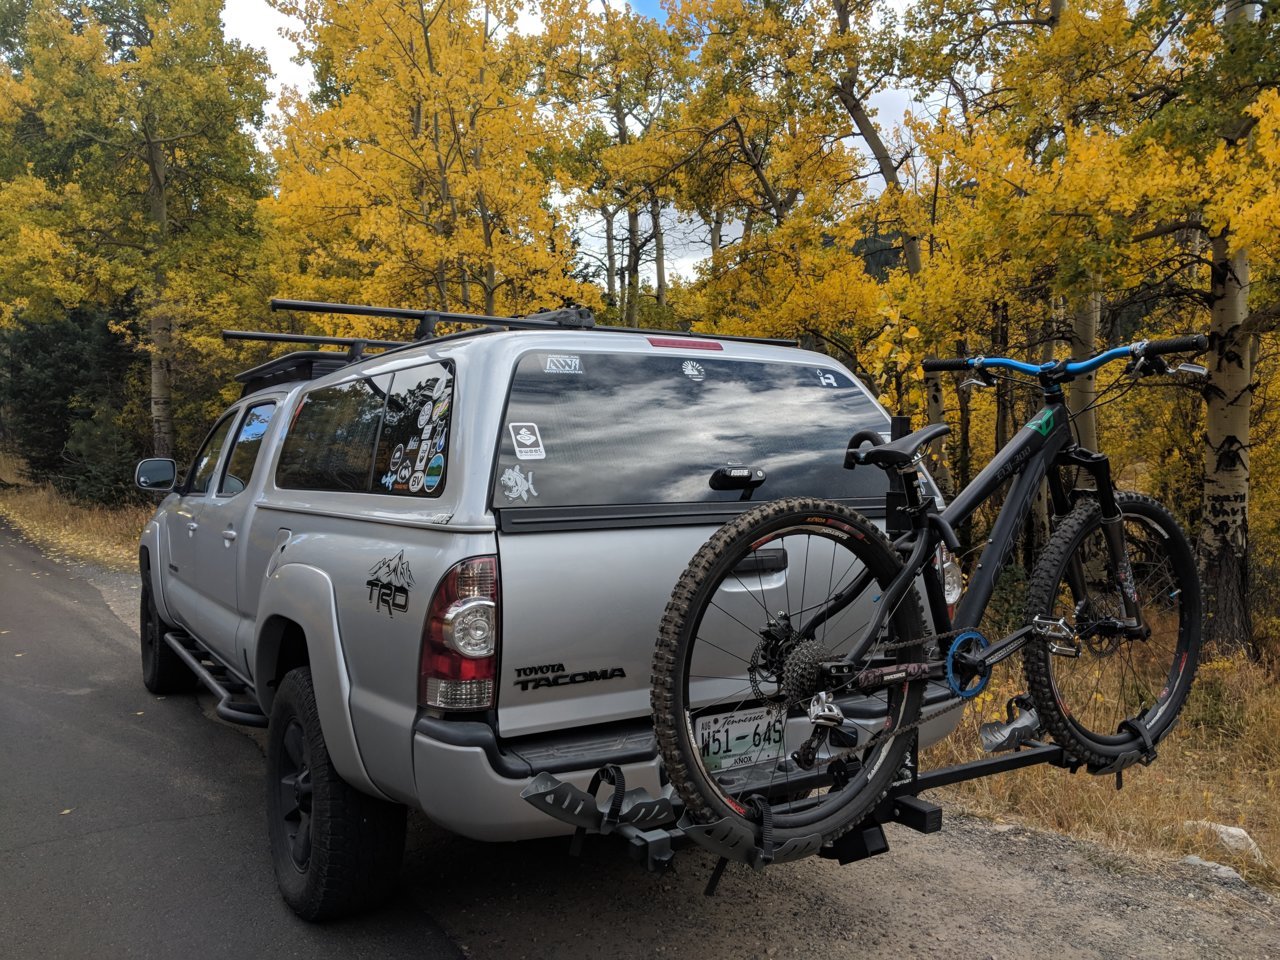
[695,708,785,773]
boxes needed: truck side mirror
[135,458,177,493]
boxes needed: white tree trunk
[1201,235,1255,656]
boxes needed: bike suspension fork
[1067,448,1145,632]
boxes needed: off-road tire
[1023,493,1201,768]
[140,581,197,694]
[652,497,926,850]
[267,667,407,921]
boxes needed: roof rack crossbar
[269,298,596,339]
[222,329,408,349]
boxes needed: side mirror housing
[135,458,177,493]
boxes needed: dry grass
[923,654,1280,889]
[0,453,150,572]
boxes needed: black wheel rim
[276,719,314,871]
[1047,513,1192,744]
[680,520,914,830]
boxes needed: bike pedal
[979,698,1041,754]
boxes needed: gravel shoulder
[399,808,1277,960]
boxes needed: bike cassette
[945,630,991,699]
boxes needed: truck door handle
[222,529,237,543]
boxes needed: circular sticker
[390,443,405,470]
[432,395,450,421]
[408,471,425,493]
[397,462,412,484]
[434,427,448,452]
[432,377,447,399]
[417,407,430,429]
[682,360,705,382]
[424,453,445,493]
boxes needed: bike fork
[1061,448,1145,633]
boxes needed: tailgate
[496,525,718,737]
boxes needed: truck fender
[253,562,391,801]
[138,520,178,625]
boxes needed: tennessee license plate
[695,708,785,773]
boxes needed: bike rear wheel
[1023,493,1201,767]
[652,498,926,857]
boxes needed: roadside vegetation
[928,655,1280,890]
[0,454,148,571]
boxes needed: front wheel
[1023,493,1202,768]
[140,581,196,694]
[652,498,926,858]
[267,667,407,921]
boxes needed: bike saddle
[846,423,950,469]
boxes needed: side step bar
[162,631,268,727]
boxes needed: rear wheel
[1023,493,1201,767]
[139,581,196,694]
[652,498,926,858]
[267,667,406,921]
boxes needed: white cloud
[221,0,314,114]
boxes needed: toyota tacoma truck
[134,303,959,920]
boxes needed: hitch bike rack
[521,735,1078,894]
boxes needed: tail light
[934,544,964,617]
[420,556,499,711]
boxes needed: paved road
[0,523,460,959]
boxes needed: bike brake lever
[1175,362,1208,378]
[960,369,997,390]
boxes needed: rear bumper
[411,681,962,843]
[412,716,662,841]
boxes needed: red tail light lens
[420,556,499,711]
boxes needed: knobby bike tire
[1023,493,1202,767]
[652,498,926,854]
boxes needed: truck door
[165,412,238,640]
[196,400,278,664]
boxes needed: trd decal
[366,550,415,617]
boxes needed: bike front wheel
[1023,493,1202,768]
[652,498,926,858]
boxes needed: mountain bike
[651,335,1206,865]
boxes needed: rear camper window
[493,351,894,511]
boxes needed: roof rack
[269,298,596,339]
[223,329,412,397]
[268,298,797,348]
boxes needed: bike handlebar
[921,334,1208,379]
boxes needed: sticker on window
[508,422,545,460]
[500,465,538,501]
[682,360,705,382]
[424,454,445,493]
[544,354,583,374]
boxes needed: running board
[162,631,268,727]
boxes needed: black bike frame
[810,391,1143,664]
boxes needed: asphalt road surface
[0,522,459,960]
[3,520,1277,960]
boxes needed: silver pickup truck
[134,308,956,920]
